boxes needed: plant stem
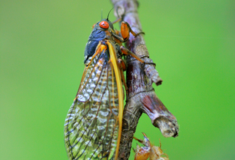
[111,0,179,159]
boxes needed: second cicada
[133,133,169,160]
[64,16,144,160]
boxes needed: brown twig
[110,0,179,159]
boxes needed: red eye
[99,21,109,29]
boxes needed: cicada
[133,133,169,160]
[64,15,144,160]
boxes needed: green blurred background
[1,0,235,159]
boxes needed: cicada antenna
[107,7,114,21]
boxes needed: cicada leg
[114,30,122,45]
[117,58,128,94]
[160,153,169,160]
[133,134,151,160]
[112,23,145,63]
[112,22,144,43]
[120,21,145,41]
[120,46,144,63]
[133,133,151,148]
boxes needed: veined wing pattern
[64,48,120,160]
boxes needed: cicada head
[92,19,114,31]
[92,7,114,31]
[84,18,115,63]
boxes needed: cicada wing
[64,50,120,160]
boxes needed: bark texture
[111,0,179,159]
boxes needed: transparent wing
[64,50,120,160]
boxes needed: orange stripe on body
[86,42,107,68]
[106,41,123,160]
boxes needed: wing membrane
[65,49,120,160]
